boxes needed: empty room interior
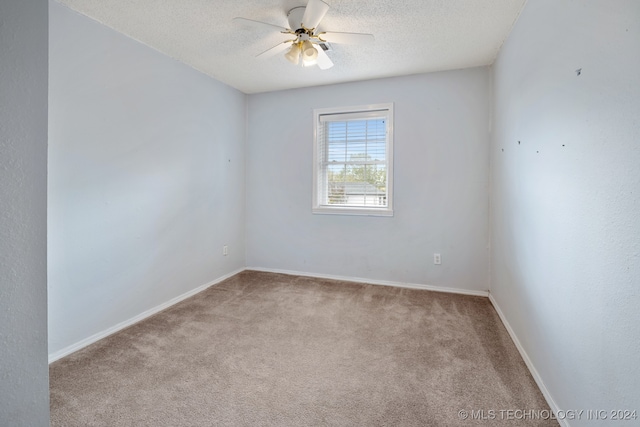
[1,0,639,426]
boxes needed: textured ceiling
[56,0,527,94]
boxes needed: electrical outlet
[434,253,441,265]
[223,245,228,256]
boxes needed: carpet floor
[50,271,557,426]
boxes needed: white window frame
[312,103,394,216]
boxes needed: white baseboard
[246,267,489,297]
[488,293,568,427]
[48,268,245,364]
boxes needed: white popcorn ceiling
[56,0,527,94]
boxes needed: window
[313,103,393,216]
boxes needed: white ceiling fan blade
[301,0,330,30]
[257,40,294,58]
[315,45,334,70]
[319,31,374,45]
[233,17,291,33]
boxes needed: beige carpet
[50,271,557,426]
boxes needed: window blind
[317,110,389,208]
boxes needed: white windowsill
[312,206,394,217]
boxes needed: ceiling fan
[233,0,374,70]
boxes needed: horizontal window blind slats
[319,110,388,122]
[323,161,386,166]
[314,103,393,215]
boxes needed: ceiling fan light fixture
[236,0,372,71]
[285,43,301,65]
[301,40,318,66]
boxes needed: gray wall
[0,0,50,425]
[490,0,640,422]
[246,69,491,292]
[48,2,246,357]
